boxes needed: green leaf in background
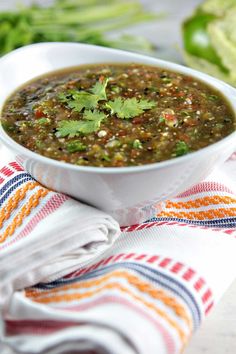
[0,0,162,56]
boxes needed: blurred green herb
[0,0,162,56]
[66,140,87,152]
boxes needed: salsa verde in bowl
[0,42,236,225]
[1,63,235,168]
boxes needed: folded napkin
[0,145,120,309]
[1,145,236,354]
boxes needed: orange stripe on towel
[0,182,38,228]
[159,208,236,220]
[165,196,236,210]
[26,270,192,331]
[0,188,48,243]
[28,281,188,345]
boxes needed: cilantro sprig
[58,78,109,112]
[65,92,99,112]
[56,120,83,138]
[58,90,98,112]
[56,76,156,138]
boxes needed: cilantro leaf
[106,97,156,119]
[68,91,99,112]
[137,99,156,110]
[84,109,106,122]
[58,92,70,103]
[81,110,106,133]
[90,78,110,100]
[106,97,123,116]
[56,110,106,137]
[120,98,144,118]
[56,120,84,138]
[58,90,98,112]
[58,78,110,113]
[77,122,97,134]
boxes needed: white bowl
[0,42,236,226]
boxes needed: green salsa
[1,63,235,167]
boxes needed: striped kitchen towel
[0,145,120,310]
[1,147,236,354]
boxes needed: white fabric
[0,147,120,310]
[2,222,236,354]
